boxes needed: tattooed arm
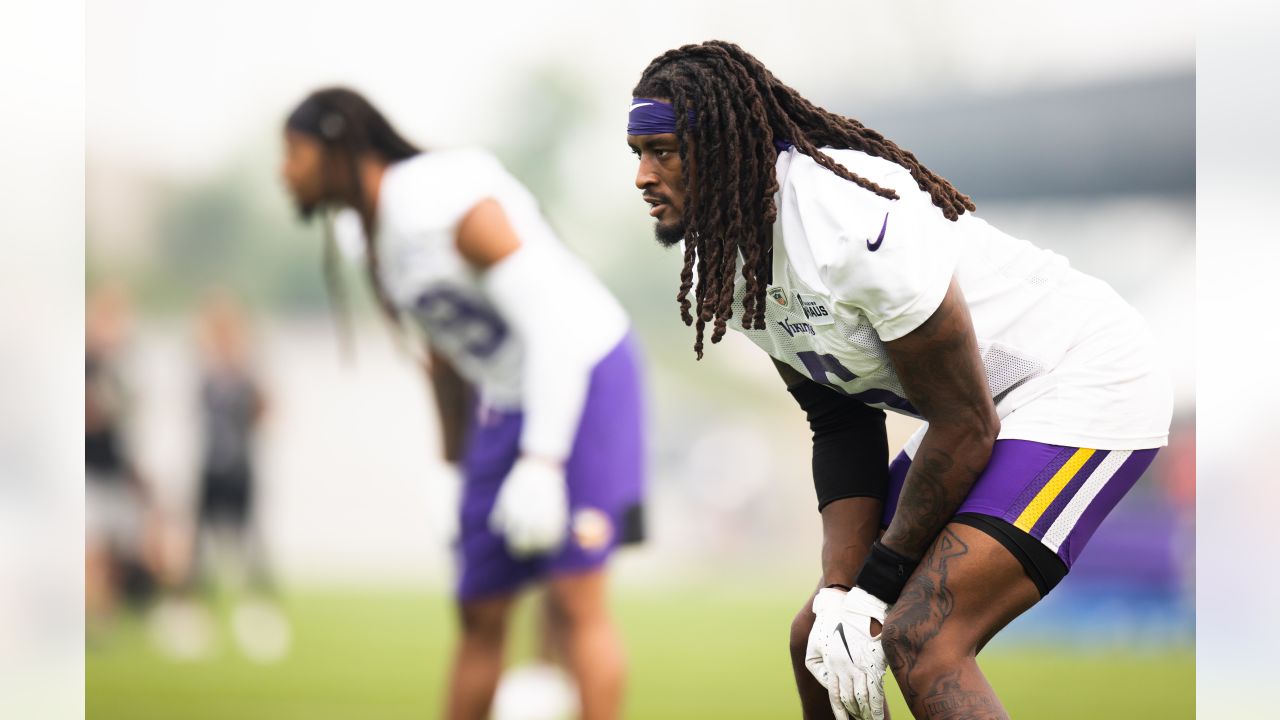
[880,279,999,561]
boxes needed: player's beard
[654,219,686,248]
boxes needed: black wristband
[855,541,919,604]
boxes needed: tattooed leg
[881,523,1040,719]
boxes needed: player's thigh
[883,523,1040,661]
[458,593,519,639]
[545,567,610,624]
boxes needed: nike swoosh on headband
[867,213,889,252]
[630,102,654,111]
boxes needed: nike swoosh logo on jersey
[867,213,889,251]
[630,102,654,111]
[834,623,856,661]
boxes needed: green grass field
[87,588,1193,719]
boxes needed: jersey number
[794,350,917,414]
[414,288,508,359]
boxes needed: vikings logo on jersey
[776,318,816,337]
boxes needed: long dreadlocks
[285,88,422,354]
[632,41,975,358]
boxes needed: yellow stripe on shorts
[1013,448,1096,532]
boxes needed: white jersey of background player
[333,147,627,419]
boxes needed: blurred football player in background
[281,87,646,720]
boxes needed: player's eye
[629,147,641,158]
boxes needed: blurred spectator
[85,283,161,640]
[191,290,271,591]
[151,290,290,663]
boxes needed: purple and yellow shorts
[883,439,1158,593]
[456,333,645,602]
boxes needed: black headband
[286,98,346,141]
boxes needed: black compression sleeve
[786,380,890,511]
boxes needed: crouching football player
[625,42,1171,719]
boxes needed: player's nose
[635,156,660,191]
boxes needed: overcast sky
[88,0,1195,177]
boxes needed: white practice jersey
[730,147,1171,450]
[339,148,627,409]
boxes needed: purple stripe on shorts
[880,452,912,527]
[1005,444,1077,521]
[1028,449,1110,539]
[1056,449,1158,566]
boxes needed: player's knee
[546,570,610,629]
[458,601,509,646]
[789,598,816,667]
[881,609,968,681]
[881,608,925,672]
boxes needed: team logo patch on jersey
[768,287,789,307]
[572,507,614,552]
[795,294,835,325]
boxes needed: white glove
[805,587,889,720]
[805,588,852,720]
[488,457,568,558]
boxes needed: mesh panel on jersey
[982,345,1044,403]
[833,314,907,394]
[834,315,891,361]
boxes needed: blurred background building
[85,1,1194,717]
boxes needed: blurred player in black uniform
[153,290,289,662]
[86,284,159,639]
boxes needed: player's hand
[806,587,889,720]
[805,587,852,720]
[488,457,568,557]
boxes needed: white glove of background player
[805,586,889,720]
[488,457,568,557]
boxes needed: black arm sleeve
[785,377,890,511]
